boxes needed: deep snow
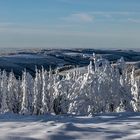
[0,112,140,140]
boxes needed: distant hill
[0,48,140,77]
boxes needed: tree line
[0,55,140,115]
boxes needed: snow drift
[0,112,140,140]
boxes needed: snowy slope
[0,112,140,140]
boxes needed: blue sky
[0,0,140,49]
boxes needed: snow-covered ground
[0,112,140,140]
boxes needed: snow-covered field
[0,112,140,140]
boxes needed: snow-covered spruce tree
[7,72,20,113]
[135,77,140,111]
[66,73,82,114]
[20,70,34,114]
[40,67,48,114]
[46,67,57,113]
[33,68,42,115]
[52,68,72,115]
[98,57,135,113]
[0,71,9,113]
[94,58,113,113]
[130,67,140,112]
[66,66,92,115]
[16,77,22,113]
[40,66,55,114]
[53,72,73,115]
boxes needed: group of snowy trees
[0,54,140,115]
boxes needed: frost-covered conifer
[7,72,20,113]
[33,68,42,115]
[20,70,34,114]
[130,67,139,112]
[0,71,9,113]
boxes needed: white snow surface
[0,112,140,140]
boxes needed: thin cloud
[62,13,94,23]
[127,18,140,23]
[61,11,140,23]
[90,11,139,15]
[89,11,140,19]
